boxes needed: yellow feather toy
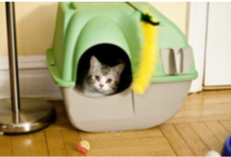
[132,20,158,94]
[126,3,159,94]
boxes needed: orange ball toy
[78,140,90,154]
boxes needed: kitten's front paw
[205,150,221,157]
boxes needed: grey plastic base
[61,81,191,132]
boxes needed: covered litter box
[47,2,197,132]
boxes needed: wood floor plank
[202,91,231,104]
[4,88,231,157]
[184,93,203,105]
[10,132,48,156]
[202,90,231,95]
[86,137,168,149]
[179,103,231,116]
[87,144,176,156]
[200,93,231,105]
[12,135,30,156]
[45,123,75,132]
[175,123,209,156]
[79,127,163,142]
[167,112,231,124]
[44,101,75,132]
[45,131,67,156]
[205,121,230,144]
[173,90,231,124]
[52,101,71,124]
[85,137,175,156]
[160,124,194,156]
[190,122,222,152]
[28,132,49,156]
[79,127,175,156]
[185,90,231,106]
[220,120,231,133]
[61,129,82,156]
[0,135,12,156]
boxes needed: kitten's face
[87,56,124,95]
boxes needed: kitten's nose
[99,84,104,88]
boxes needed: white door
[204,2,231,86]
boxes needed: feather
[132,18,158,94]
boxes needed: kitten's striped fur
[82,56,124,97]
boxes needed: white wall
[0,2,188,56]
[188,2,208,93]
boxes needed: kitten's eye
[106,79,112,83]
[95,75,100,81]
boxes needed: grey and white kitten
[82,56,124,97]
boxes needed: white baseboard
[0,56,62,100]
[0,55,47,70]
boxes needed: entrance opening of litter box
[76,44,132,96]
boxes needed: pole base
[0,98,55,134]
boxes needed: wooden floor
[1,90,231,156]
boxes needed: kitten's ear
[113,63,125,75]
[90,56,101,69]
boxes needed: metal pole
[0,2,55,134]
[5,2,21,112]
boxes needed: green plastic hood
[72,16,131,81]
[47,2,197,87]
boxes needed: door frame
[188,2,208,93]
